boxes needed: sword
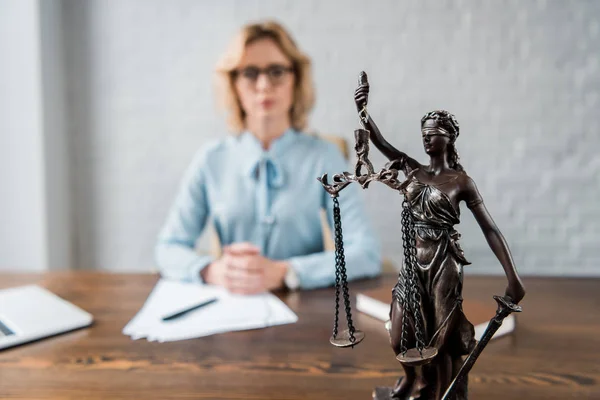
[441,295,523,400]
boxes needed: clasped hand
[200,242,289,295]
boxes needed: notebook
[0,285,93,350]
[356,286,515,341]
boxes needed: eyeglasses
[232,64,294,85]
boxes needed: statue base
[372,387,395,400]
[372,386,427,400]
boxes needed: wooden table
[0,272,598,399]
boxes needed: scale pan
[396,347,438,366]
[330,329,365,348]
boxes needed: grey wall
[40,0,73,270]
[0,0,72,271]
[59,0,599,275]
[0,0,47,270]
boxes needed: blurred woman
[155,20,381,294]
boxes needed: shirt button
[262,215,276,225]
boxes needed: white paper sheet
[123,279,297,342]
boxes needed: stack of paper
[123,279,298,342]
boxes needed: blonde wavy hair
[214,20,315,134]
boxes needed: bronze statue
[318,72,526,400]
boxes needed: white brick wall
[62,0,600,275]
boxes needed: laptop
[0,285,93,350]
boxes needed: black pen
[161,298,219,321]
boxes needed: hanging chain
[400,197,427,354]
[408,213,427,353]
[332,196,342,339]
[333,258,341,339]
[399,284,410,355]
[332,196,357,343]
[399,202,414,355]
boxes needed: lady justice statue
[318,72,525,400]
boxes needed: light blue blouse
[154,128,382,289]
